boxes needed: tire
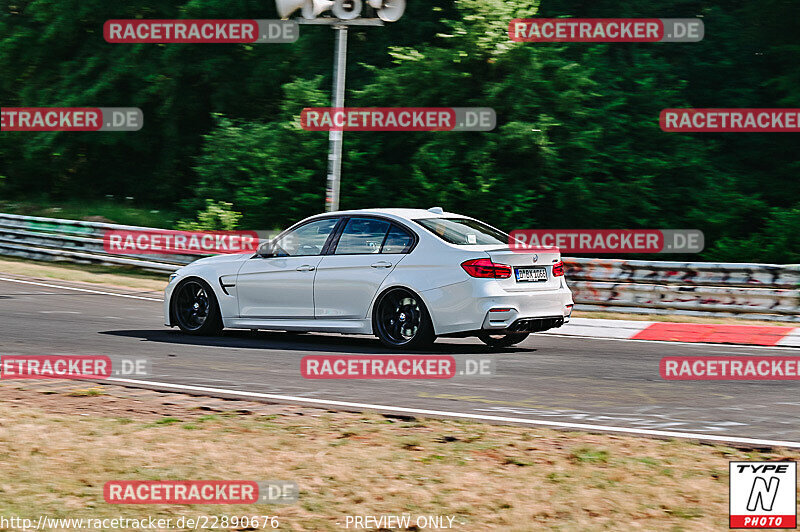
[373,288,436,349]
[171,278,223,336]
[477,332,529,348]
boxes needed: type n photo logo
[730,462,797,529]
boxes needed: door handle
[296,265,316,272]
[371,261,393,269]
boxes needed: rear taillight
[552,260,564,277]
[461,258,512,279]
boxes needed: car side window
[334,217,391,255]
[381,225,414,254]
[274,218,338,257]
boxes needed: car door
[236,217,340,319]
[314,218,416,319]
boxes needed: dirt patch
[0,381,321,421]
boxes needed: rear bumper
[483,310,568,332]
[507,315,564,333]
[421,278,574,335]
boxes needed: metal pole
[325,25,348,212]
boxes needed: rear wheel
[477,332,529,348]
[172,278,223,336]
[373,288,435,349]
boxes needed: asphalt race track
[2,274,799,448]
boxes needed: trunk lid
[484,247,562,291]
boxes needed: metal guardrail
[566,258,800,322]
[569,281,800,320]
[0,213,195,272]
[1,212,798,321]
[565,258,800,288]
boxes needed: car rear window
[414,218,508,246]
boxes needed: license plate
[515,267,547,282]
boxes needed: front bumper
[163,274,179,326]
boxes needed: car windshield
[414,218,508,246]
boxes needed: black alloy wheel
[173,279,223,335]
[373,288,435,349]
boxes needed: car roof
[326,208,463,221]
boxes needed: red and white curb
[546,318,800,347]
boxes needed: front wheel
[477,332,529,348]
[172,278,223,336]
[373,288,436,349]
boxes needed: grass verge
[0,383,797,531]
[0,256,168,292]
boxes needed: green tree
[176,199,242,231]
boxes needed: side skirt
[224,318,372,335]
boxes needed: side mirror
[257,240,276,257]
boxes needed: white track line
[108,378,800,449]
[0,277,163,302]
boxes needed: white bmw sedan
[164,208,573,348]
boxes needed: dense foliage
[1,0,799,261]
